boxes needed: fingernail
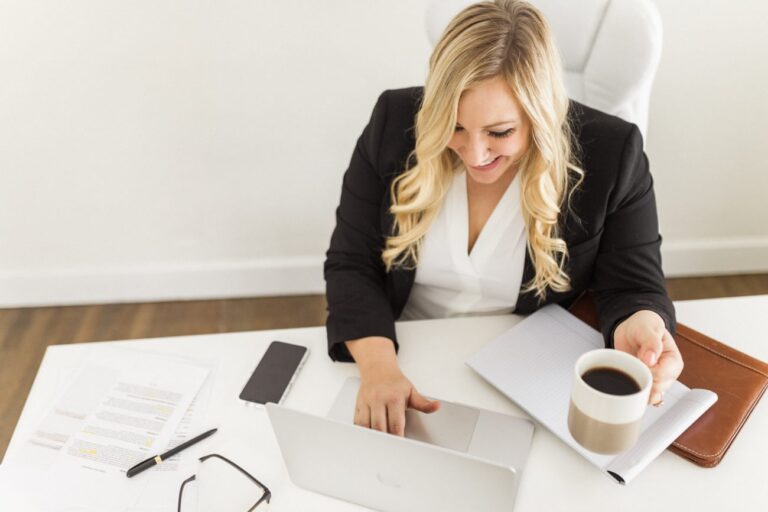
[651,392,662,404]
[645,351,657,366]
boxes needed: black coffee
[581,367,640,395]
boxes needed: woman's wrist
[615,310,665,338]
[345,336,399,375]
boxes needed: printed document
[29,347,211,475]
[0,347,214,512]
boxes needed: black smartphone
[239,341,309,405]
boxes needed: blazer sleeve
[324,91,399,362]
[590,125,676,348]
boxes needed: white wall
[0,0,433,306]
[649,0,768,276]
[0,0,766,307]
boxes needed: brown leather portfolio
[568,293,768,467]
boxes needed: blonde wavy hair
[382,0,583,301]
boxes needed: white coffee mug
[567,349,652,454]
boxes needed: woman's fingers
[616,313,683,406]
[616,315,683,406]
[408,389,441,414]
[387,396,407,437]
[639,340,663,367]
[649,330,684,404]
[370,402,389,433]
[354,372,440,436]
[354,401,371,428]
[635,320,665,367]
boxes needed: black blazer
[324,87,675,362]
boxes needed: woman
[324,0,683,436]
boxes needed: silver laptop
[266,377,534,512]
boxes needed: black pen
[126,427,218,478]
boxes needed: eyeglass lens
[178,456,268,511]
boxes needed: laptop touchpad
[404,401,479,452]
[328,377,479,453]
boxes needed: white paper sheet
[131,366,219,512]
[30,347,210,476]
[3,346,215,511]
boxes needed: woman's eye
[489,128,515,138]
[453,126,514,137]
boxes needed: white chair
[425,0,663,139]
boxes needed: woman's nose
[465,136,491,166]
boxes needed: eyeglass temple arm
[198,453,272,500]
[177,474,196,512]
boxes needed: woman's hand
[613,310,684,406]
[345,336,440,436]
[355,362,440,436]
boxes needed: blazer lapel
[513,251,538,314]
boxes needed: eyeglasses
[177,453,271,511]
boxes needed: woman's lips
[471,155,502,172]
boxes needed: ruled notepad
[466,304,717,485]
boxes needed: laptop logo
[376,472,402,488]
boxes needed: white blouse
[400,169,527,320]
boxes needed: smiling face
[446,76,531,187]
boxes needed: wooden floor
[2,274,768,460]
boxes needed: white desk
[2,295,767,511]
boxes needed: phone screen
[239,341,309,404]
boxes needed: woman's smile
[470,155,503,172]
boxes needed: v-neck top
[399,169,527,320]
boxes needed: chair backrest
[424,0,663,138]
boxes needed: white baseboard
[1,238,766,307]
[662,236,768,277]
[0,257,326,308]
